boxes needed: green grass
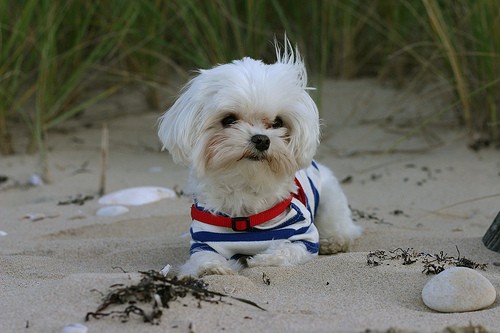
[0,0,38,154]
[0,0,499,156]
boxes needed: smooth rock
[60,323,88,333]
[96,205,129,217]
[422,267,496,312]
[98,186,176,206]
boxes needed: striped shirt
[190,161,321,260]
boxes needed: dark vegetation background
[0,0,498,155]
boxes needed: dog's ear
[158,77,202,165]
[287,97,320,169]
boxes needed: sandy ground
[0,79,499,333]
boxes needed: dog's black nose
[251,134,270,151]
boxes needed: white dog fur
[158,38,362,277]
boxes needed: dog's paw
[318,221,363,255]
[180,262,237,277]
[246,241,315,267]
[246,253,289,267]
[179,251,240,277]
[319,237,349,254]
[197,264,238,277]
[319,224,362,254]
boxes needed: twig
[40,127,51,184]
[98,122,108,197]
[414,192,500,223]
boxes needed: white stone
[422,267,496,312]
[60,323,88,333]
[96,205,129,217]
[98,186,176,206]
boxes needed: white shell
[160,264,172,276]
[22,213,59,221]
[148,166,163,173]
[0,230,7,236]
[59,323,88,333]
[98,186,176,206]
[28,174,44,186]
[96,205,129,217]
[422,267,496,312]
[23,213,48,221]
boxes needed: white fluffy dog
[158,38,362,277]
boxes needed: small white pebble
[59,323,88,333]
[0,230,7,236]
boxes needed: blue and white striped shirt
[190,162,321,260]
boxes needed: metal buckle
[231,217,251,231]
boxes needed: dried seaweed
[351,207,392,225]
[86,270,265,325]
[367,246,487,274]
[364,323,491,333]
[58,194,94,206]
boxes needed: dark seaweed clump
[86,270,265,325]
[366,247,487,274]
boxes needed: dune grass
[0,0,498,157]
[0,0,38,154]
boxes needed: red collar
[191,178,306,232]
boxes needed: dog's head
[158,39,320,181]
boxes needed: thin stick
[98,123,108,197]
[40,127,51,184]
[413,192,500,223]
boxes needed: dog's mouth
[246,154,265,161]
[237,149,290,174]
[239,151,267,162]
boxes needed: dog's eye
[221,114,238,127]
[272,116,284,129]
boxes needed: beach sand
[1,80,498,332]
